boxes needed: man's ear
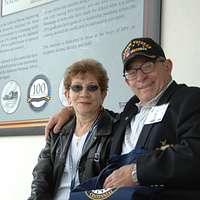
[164,59,173,73]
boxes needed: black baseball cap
[122,37,166,73]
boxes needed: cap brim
[123,53,157,72]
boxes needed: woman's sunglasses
[70,84,99,93]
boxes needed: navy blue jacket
[110,81,200,199]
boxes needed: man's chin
[138,93,154,104]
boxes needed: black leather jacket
[28,110,116,200]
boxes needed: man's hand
[45,106,74,138]
[103,164,138,188]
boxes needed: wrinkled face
[65,73,106,117]
[125,57,172,104]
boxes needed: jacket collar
[95,109,115,136]
[57,109,114,156]
[79,109,114,157]
[156,80,179,105]
[136,81,180,148]
[60,109,114,137]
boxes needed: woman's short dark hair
[64,59,109,92]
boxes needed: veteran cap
[122,37,166,73]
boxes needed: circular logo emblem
[85,188,118,200]
[27,74,51,111]
[58,78,69,106]
[1,80,21,114]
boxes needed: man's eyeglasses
[70,84,99,93]
[123,59,165,80]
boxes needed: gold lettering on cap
[122,40,152,60]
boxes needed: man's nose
[135,69,146,81]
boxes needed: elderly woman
[28,59,115,200]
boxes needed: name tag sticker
[145,103,169,125]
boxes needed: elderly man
[46,37,200,199]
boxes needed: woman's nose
[79,88,90,96]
